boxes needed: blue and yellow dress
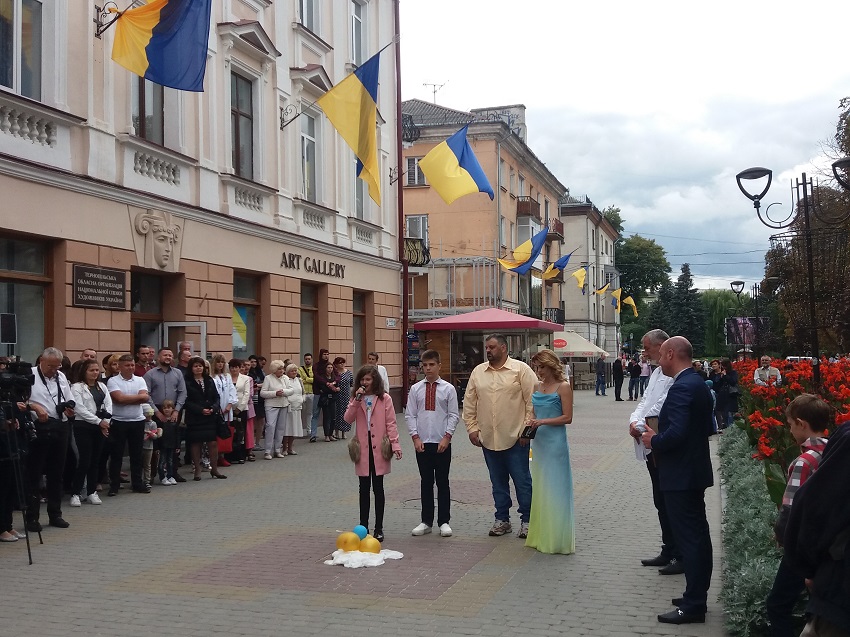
[525,388,575,554]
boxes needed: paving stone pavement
[0,390,728,636]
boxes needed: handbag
[216,414,232,439]
[380,434,393,461]
[348,436,361,463]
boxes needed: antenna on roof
[423,81,448,104]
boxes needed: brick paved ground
[0,390,727,636]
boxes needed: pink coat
[344,395,401,477]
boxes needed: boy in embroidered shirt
[766,393,831,637]
[141,404,162,488]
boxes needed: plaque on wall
[72,264,127,310]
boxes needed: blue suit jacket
[651,367,714,491]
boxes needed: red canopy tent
[413,308,562,332]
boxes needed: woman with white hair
[280,364,306,456]
[260,360,288,459]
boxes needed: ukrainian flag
[419,125,495,205]
[111,0,213,92]
[623,295,639,317]
[317,52,381,205]
[571,266,587,293]
[497,228,548,275]
[611,288,622,312]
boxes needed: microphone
[355,384,367,401]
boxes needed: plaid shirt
[781,436,828,508]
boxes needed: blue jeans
[628,377,640,399]
[639,376,649,395]
[482,441,532,524]
[595,374,606,395]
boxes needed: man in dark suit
[641,336,714,624]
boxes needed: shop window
[231,71,254,180]
[300,283,318,358]
[233,274,259,359]
[0,0,42,100]
[0,237,46,362]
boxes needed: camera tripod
[2,419,42,564]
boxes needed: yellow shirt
[462,356,537,451]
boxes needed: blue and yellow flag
[541,248,577,280]
[622,295,639,317]
[111,0,213,92]
[595,283,610,295]
[571,266,587,293]
[611,288,622,312]
[317,52,381,205]
[497,228,548,275]
[419,125,494,205]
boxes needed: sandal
[246,454,256,462]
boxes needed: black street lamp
[735,159,850,386]
[730,280,746,359]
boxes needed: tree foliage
[616,234,671,305]
[669,264,706,354]
[701,289,738,357]
[646,279,673,334]
[601,205,624,252]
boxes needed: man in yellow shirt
[462,334,537,538]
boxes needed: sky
[399,0,850,290]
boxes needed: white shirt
[376,364,390,393]
[29,366,72,422]
[405,377,459,443]
[212,374,238,421]
[107,374,149,421]
[629,366,674,460]
[754,366,782,386]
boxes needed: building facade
[401,100,567,323]
[0,0,403,385]
[559,194,621,353]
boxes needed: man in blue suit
[641,336,714,624]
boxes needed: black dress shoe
[49,517,70,528]
[108,489,118,496]
[672,597,684,607]
[173,474,187,483]
[26,520,43,533]
[132,486,151,494]
[657,608,705,624]
[641,554,671,567]
[659,558,685,575]
[374,530,384,542]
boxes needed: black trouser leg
[322,406,334,438]
[26,425,69,521]
[614,378,623,400]
[416,442,452,526]
[125,420,145,489]
[73,424,104,496]
[358,475,371,528]
[766,557,807,637]
[372,474,385,532]
[63,423,78,493]
[646,458,680,559]
[109,421,128,490]
[0,461,16,532]
[434,444,451,526]
[416,445,436,526]
[663,489,712,615]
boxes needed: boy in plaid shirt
[766,394,831,637]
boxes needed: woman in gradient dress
[525,349,574,554]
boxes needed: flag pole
[394,0,409,408]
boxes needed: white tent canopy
[551,331,611,358]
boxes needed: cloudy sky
[399,0,850,290]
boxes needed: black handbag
[215,414,232,439]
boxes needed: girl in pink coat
[344,365,402,542]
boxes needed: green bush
[719,423,784,636]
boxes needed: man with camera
[26,347,75,531]
[107,354,150,496]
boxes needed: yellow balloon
[359,535,382,554]
[336,532,361,552]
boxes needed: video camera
[0,360,37,442]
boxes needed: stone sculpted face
[153,226,176,268]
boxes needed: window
[131,272,163,358]
[0,237,45,361]
[406,157,426,186]
[132,77,164,145]
[518,175,525,197]
[300,284,318,358]
[405,214,428,245]
[350,0,364,66]
[301,113,317,202]
[509,168,515,195]
[352,291,366,369]
[299,0,316,33]
[499,216,507,248]
[510,221,515,249]
[231,72,254,179]
[499,159,505,189]
[517,217,540,246]
[544,198,550,220]
[354,158,366,220]
[233,274,259,359]
[0,0,42,100]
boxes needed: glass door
[160,322,208,359]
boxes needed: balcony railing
[516,196,540,219]
[546,217,564,240]
[543,307,565,324]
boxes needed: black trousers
[322,401,334,438]
[109,420,145,490]
[226,412,247,462]
[614,377,624,400]
[766,556,807,637]
[359,447,385,531]
[415,442,451,526]
[25,420,69,523]
[646,458,680,559]
[0,460,18,532]
[664,489,713,615]
[72,423,105,496]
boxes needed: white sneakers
[161,477,177,486]
[69,494,81,507]
[412,522,453,537]
[274,452,285,458]
[87,492,102,505]
[264,453,273,460]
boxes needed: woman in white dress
[280,364,305,456]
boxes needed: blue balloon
[352,525,368,540]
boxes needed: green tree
[602,205,624,252]
[616,234,672,305]
[668,263,705,354]
[701,289,738,357]
[646,279,673,333]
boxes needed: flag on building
[595,283,610,295]
[111,0,213,92]
[497,228,548,275]
[622,295,638,317]
[541,248,577,280]
[571,266,587,293]
[419,125,495,205]
[317,52,382,205]
[610,288,622,312]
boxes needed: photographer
[0,401,29,542]
[26,347,75,531]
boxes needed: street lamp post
[730,280,745,359]
[735,159,850,387]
